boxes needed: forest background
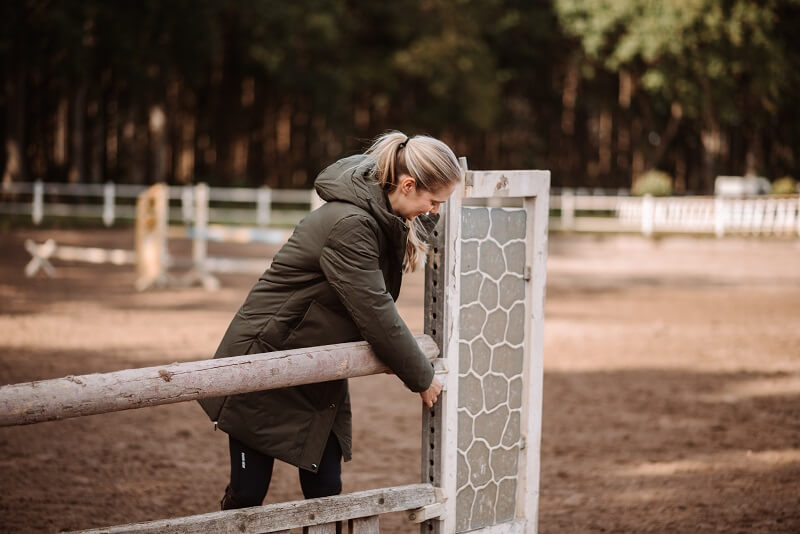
[2,0,799,195]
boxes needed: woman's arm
[319,215,435,393]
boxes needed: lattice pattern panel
[456,207,527,532]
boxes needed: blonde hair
[363,131,461,272]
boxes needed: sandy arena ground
[1,228,799,533]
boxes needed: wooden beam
[519,187,550,532]
[406,502,445,523]
[464,170,550,199]
[71,484,437,534]
[0,335,439,427]
[349,515,380,533]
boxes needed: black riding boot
[220,484,245,510]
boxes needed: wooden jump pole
[71,483,441,534]
[0,334,438,427]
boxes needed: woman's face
[392,176,457,220]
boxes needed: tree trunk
[650,102,683,170]
[213,19,243,184]
[631,118,644,186]
[149,104,168,183]
[701,122,723,194]
[246,79,266,185]
[276,99,293,187]
[261,97,277,187]
[122,105,147,184]
[2,74,26,185]
[89,95,105,183]
[674,152,687,194]
[176,110,196,184]
[745,127,763,177]
[291,98,310,186]
[615,70,634,188]
[2,8,27,186]
[598,108,613,175]
[105,94,119,180]
[54,98,68,167]
[558,63,580,186]
[193,75,213,182]
[560,63,579,136]
[68,83,87,183]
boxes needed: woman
[199,131,462,508]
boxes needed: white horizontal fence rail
[0,181,317,227]
[0,334,438,427]
[3,181,798,237]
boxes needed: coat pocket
[282,299,361,350]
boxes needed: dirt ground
[1,228,799,533]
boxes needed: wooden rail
[71,483,442,533]
[0,334,438,427]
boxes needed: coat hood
[314,154,408,254]
[314,154,440,250]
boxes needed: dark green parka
[199,154,435,473]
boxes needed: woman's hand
[420,377,443,408]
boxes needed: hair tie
[398,136,409,149]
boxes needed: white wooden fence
[3,181,799,237]
[0,181,318,227]
[551,190,800,236]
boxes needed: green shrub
[632,170,673,197]
[770,176,797,195]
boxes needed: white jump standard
[421,161,550,533]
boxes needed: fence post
[561,188,575,230]
[189,183,219,290]
[257,186,272,226]
[181,185,194,224]
[420,157,464,534]
[102,181,116,227]
[641,194,654,237]
[32,180,44,225]
[193,183,209,269]
[714,197,726,237]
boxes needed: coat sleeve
[319,215,434,393]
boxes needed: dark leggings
[227,434,342,507]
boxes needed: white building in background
[715,175,771,197]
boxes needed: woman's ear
[399,174,416,194]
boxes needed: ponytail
[364,131,461,272]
